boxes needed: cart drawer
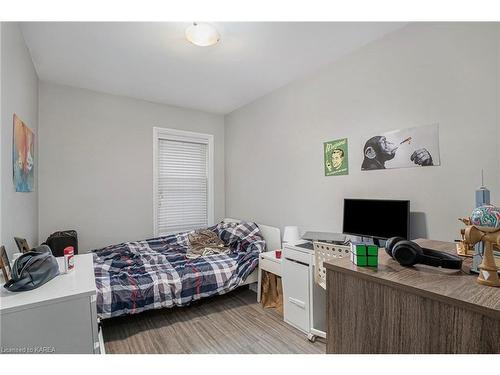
[282,256,310,333]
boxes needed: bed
[92,218,280,319]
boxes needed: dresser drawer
[260,256,282,276]
[283,247,311,264]
[0,295,95,353]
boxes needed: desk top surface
[324,239,500,318]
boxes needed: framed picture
[0,246,12,281]
[324,138,348,176]
[14,237,31,253]
[361,124,440,171]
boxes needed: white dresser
[0,254,103,354]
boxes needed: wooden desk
[324,239,500,354]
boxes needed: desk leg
[257,265,262,303]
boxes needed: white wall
[1,22,39,256]
[0,23,3,247]
[38,82,225,252]
[225,23,500,242]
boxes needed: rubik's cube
[350,242,379,267]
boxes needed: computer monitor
[343,198,410,240]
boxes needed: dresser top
[0,253,97,314]
[324,239,500,318]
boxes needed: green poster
[324,138,348,176]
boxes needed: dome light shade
[185,22,220,47]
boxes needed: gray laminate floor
[102,288,325,354]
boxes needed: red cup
[275,250,282,259]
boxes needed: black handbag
[44,230,78,257]
[3,245,60,292]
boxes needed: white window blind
[156,138,209,235]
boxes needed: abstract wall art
[13,114,35,192]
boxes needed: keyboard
[294,242,314,250]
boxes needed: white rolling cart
[282,240,350,342]
[282,243,313,334]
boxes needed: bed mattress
[92,221,265,319]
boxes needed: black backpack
[44,230,78,257]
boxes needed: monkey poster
[361,124,440,171]
[324,138,348,176]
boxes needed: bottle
[64,246,75,273]
[472,170,491,273]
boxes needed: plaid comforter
[92,221,265,319]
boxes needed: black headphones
[385,237,463,269]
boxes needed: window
[153,127,214,236]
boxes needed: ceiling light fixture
[185,22,220,47]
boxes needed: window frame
[153,126,214,237]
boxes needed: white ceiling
[21,22,405,114]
